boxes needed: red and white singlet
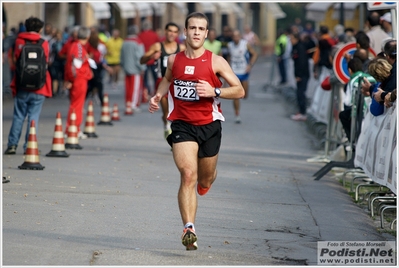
[167,50,224,126]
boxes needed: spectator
[380,12,393,37]
[64,26,93,139]
[366,11,390,54]
[49,29,65,96]
[275,27,291,85]
[293,17,304,34]
[58,25,79,60]
[42,22,52,41]
[85,27,110,106]
[303,22,314,35]
[203,28,222,55]
[138,20,160,97]
[344,27,356,43]
[354,31,371,72]
[290,33,310,121]
[4,16,52,155]
[302,32,316,59]
[3,27,17,80]
[217,25,233,60]
[120,25,146,113]
[105,29,123,89]
[312,25,336,78]
[62,26,69,44]
[362,39,397,103]
[18,21,26,33]
[339,57,376,141]
[367,58,392,116]
[333,24,345,43]
[98,24,109,43]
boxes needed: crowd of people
[273,12,395,126]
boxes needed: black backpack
[16,38,47,90]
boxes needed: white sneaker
[78,131,88,140]
[132,107,141,113]
[290,113,307,121]
[235,116,241,124]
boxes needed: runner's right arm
[140,42,161,64]
[148,54,175,113]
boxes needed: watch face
[216,88,221,95]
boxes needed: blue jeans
[278,57,287,84]
[7,91,46,151]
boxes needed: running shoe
[235,116,241,124]
[290,113,307,121]
[181,227,198,250]
[4,145,17,155]
[197,183,211,196]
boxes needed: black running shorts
[167,120,222,158]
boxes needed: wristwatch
[214,88,221,98]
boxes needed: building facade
[2,2,286,56]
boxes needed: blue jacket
[370,82,385,116]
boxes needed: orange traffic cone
[125,101,134,115]
[98,93,113,125]
[65,109,83,150]
[83,100,98,138]
[46,112,69,157]
[18,120,45,170]
[111,103,121,121]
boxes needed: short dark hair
[319,25,329,34]
[367,12,381,27]
[165,22,179,31]
[348,57,363,73]
[384,40,397,59]
[355,31,370,50]
[185,12,209,30]
[25,16,44,33]
[353,48,369,63]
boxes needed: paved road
[2,56,394,266]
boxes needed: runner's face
[184,18,208,49]
[165,26,179,43]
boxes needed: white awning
[216,3,245,19]
[266,3,286,19]
[199,3,216,13]
[89,2,111,20]
[116,2,137,19]
[332,3,361,20]
[151,3,166,16]
[305,3,333,22]
[172,3,188,15]
[133,2,153,18]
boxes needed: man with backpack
[4,16,52,155]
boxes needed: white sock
[184,222,194,230]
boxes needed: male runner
[149,12,244,250]
[227,29,258,123]
[141,22,185,139]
